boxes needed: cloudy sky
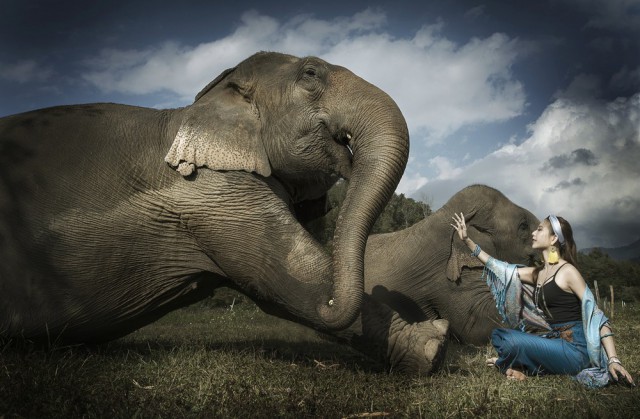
[1,0,639,248]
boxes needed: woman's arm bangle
[608,357,622,366]
[471,244,481,257]
[600,332,614,340]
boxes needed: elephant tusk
[345,132,353,156]
[346,144,353,156]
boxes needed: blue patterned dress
[483,257,610,387]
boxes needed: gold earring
[548,245,559,264]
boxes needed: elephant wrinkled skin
[0,52,414,355]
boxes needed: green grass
[2,297,639,418]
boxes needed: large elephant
[0,52,419,351]
[342,185,539,348]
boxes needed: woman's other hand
[451,212,468,242]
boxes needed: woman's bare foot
[486,357,498,367]
[506,368,526,381]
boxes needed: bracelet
[608,357,622,366]
[600,332,614,340]
[471,244,481,257]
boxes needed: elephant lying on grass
[334,185,539,356]
[0,52,446,373]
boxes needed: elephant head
[363,185,539,344]
[165,52,410,330]
[443,186,539,282]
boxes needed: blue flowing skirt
[491,321,590,375]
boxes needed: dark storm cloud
[571,148,599,165]
[544,177,586,193]
[581,195,640,248]
[542,148,598,170]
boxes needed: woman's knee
[491,328,514,353]
[491,328,508,343]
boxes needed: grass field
[2,295,639,418]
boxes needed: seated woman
[451,213,634,386]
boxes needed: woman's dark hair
[532,216,578,283]
[555,216,578,267]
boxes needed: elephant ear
[445,211,491,282]
[165,67,271,177]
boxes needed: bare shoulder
[556,263,586,293]
[558,263,582,280]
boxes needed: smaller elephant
[332,185,538,369]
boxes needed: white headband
[548,215,565,246]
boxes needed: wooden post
[610,285,614,319]
[594,280,600,306]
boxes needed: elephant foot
[387,318,449,375]
[339,296,449,375]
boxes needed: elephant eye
[300,62,322,80]
[298,62,324,93]
[518,220,530,238]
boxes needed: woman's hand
[451,212,468,242]
[608,359,636,387]
[451,212,488,263]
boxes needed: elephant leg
[334,295,449,375]
[180,172,338,330]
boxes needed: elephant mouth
[328,129,354,180]
[525,253,537,266]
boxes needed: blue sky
[1,0,639,248]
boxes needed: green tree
[578,249,640,302]
[371,192,431,234]
[302,180,431,249]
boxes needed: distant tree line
[578,248,640,303]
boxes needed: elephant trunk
[318,77,409,330]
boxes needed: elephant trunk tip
[316,292,363,331]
